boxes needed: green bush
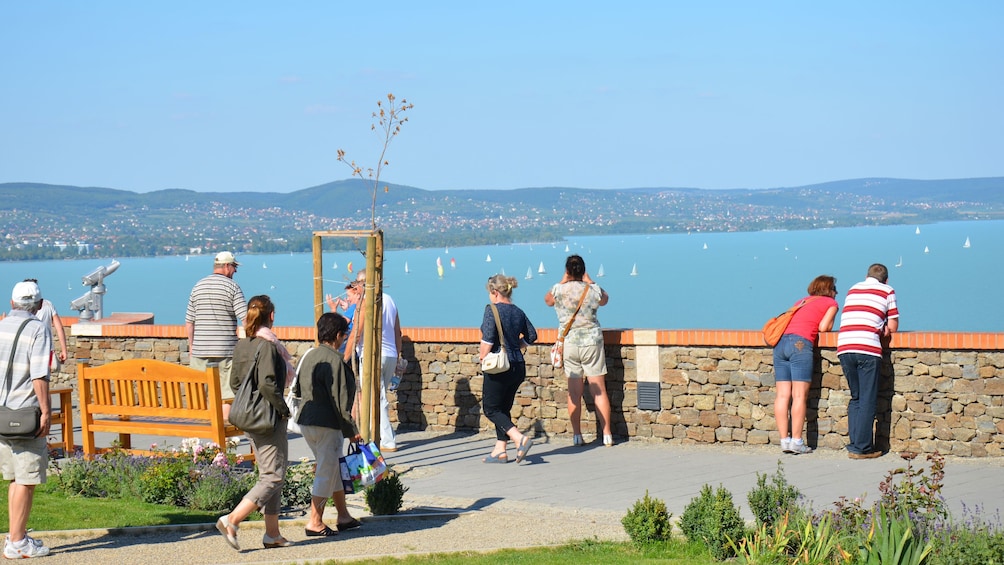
[621,491,673,544]
[747,460,802,529]
[139,456,191,506]
[680,484,747,560]
[281,459,316,513]
[928,506,1004,565]
[365,470,408,515]
[186,465,255,512]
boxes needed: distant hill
[1,177,1002,261]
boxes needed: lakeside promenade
[30,429,1004,564]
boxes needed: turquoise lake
[2,220,1001,332]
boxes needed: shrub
[186,464,255,512]
[879,452,948,536]
[282,459,316,513]
[622,491,673,544]
[928,505,1004,565]
[139,456,190,505]
[50,451,151,499]
[747,460,801,529]
[365,470,408,515]
[680,484,747,560]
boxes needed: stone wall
[58,329,1004,457]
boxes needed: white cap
[214,251,240,266]
[11,281,42,302]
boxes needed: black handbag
[0,319,43,439]
[228,340,278,435]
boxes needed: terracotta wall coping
[67,324,1004,351]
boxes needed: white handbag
[480,303,511,374]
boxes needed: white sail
[262,262,267,269]
[525,267,533,280]
[486,254,492,262]
[703,243,708,250]
[332,261,337,269]
[597,264,605,277]
[895,256,903,268]
[916,226,921,235]
[538,261,546,274]
[630,263,638,276]
[963,237,971,248]
[404,262,410,274]
[564,244,570,252]
[924,246,930,254]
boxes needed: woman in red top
[774,275,839,455]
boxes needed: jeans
[840,352,880,454]
[773,334,814,383]
[379,355,397,449]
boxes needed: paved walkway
[30,429,1004,564]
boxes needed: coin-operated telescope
[70,260,121,321]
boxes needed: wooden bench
[76,358,245,456]
[48,386,74,454]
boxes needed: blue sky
[3,2,1002,193]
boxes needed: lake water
[2,220,1001,332]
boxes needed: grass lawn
[0,482,219,531]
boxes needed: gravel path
[34,494,628,564]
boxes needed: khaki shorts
[563,342,608,379]
[191,356,235,400]
[0,436,48,485]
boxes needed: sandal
[337,519,362,532]
[305,525,338,537]
[515,436,533,463]
[482,452,508,463]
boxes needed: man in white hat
[185,252,247,422]
[0,281,52,558]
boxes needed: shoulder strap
[3,319,34,405]
[558,284,591,341]
[489,303,506,351]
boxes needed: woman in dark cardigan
[295,312,363,537]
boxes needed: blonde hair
[486,274,518,298]
[244,295,275,336]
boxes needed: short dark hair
[317,312,348,344]
[867,263,889,283]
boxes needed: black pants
[482,363,525,441]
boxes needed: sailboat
[963,237,971,248]
[895,256,903,268]
[916,226,921,235]
[404,262,410,274]
[450,258,456,269]
[436,257,444,278]
[924,246,930,254]
[262,262,267,269]
[597,264,605,277]
[564,244,570,253]
[538,261,546,275]
[630,263,638,276]
[703,243,708,250]
[332,261,338,270]
[525,267,533,280]
[486,254,492,262]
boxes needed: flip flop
[482,452,508,463]
[305,525,338,537]
[337,519,362,532]
[515,436,533,463]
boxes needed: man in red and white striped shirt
[837,263,899,459]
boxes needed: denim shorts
[773,334,814,383]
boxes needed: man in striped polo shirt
[186,251,247,422]
[837,263,899,459]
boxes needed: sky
[2,2,1003,193]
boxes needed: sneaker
[572,434,584,447]
[780,437,793,453]
[789,440,812,455]
[3,535,50,559]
